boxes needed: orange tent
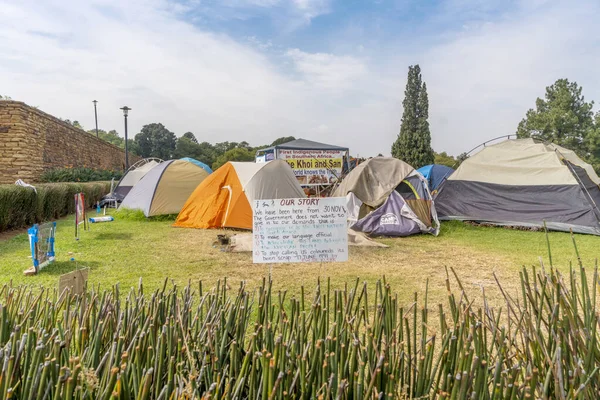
[174,160,306,230]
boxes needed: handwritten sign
[253,197,348,263]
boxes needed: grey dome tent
[435,138,600,235]
[113,158,163,199]
[99,158,163,207]
[332,157,439,237]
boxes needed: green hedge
[40,167,123,183]
[0,181,111,232]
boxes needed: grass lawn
[0,212,598,308]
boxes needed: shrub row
[0,260,599,398]
[40,167,123,183]
[0,181,111,232]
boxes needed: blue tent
[417,164,454,191]
[179,158,213,174]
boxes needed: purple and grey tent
[435,139,600,235]
[333,157,440,237]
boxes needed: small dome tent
[417,164,454,192]
[120,159,211,216]
[174,160,306,230]
[333,157,439,237]
[435,138,600,235]
[113,158,162,200]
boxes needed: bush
[0,260,599,398]
[40,167,123,183]
[0,181,111,232]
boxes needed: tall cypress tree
[391,65,434,168]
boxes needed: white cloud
[286,49,367,90]
[196,0,331,26]
[291,0,331,20]
[246,36,274,50]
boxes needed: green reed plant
[0,236,599,398]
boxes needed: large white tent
[435,138,600,235]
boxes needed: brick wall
[0,101,140,184]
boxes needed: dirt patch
[161,227,518,309]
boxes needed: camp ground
[4,4,600,395]
[3,132,600,400]
[4,135,600,282]
[4,135,600,287]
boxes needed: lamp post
[120,106,131,169]
[92,100,99,138]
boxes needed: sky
[1,0,599,157]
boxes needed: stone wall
[0,101,139,184]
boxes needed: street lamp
[92,100,99,138]
[120,106,131,169]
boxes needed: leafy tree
[270,136,296,146]
[238,141,252,150]
[391,64,434,168]
[173,137,198,159]
[182,132,198,144]
[93,130,121,146]
[89,129,141,156]
[0,95,11,100]
[173,136,218,166]
[126,139,141,157]
[212,147,255,170]
[253,137,295,152]
[590,113,600,170]
[62,119,83,129]
[134,123,177,159]
[517,79,596,161]
[434,152,457,168]
[210,141,256,163]
[431,151,468,168]
[213,142,240,155]
[195,142,218,167]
